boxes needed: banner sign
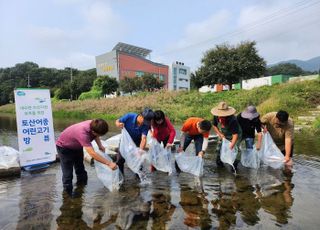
[14,89,56,166]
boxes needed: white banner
[14,89,56,166]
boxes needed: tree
[190,72,204,89]
[119,77,139,94]
[140,73,164,91]
[93,75,119,95]
[195,41,266,87]
[266,63,304,76]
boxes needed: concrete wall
[289,74,319,82]
[95,50,118,80]
[242,76,272,90]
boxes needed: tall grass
[1,79,319,126]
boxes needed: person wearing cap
[115,108,154,173]
[261,110,294,164]
[178,117,212,157]
[56,119,117,195]
[237,105,262,150]
[211,102,242,167]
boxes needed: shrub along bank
[0,79,319,129]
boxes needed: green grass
[1,79,320,131]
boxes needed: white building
[168,61,191,91]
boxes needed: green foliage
[119,77,139,94]
[119,74,164,94]
[139,73,164,91]
[0,62,97,104]
[313,117,320,131]
[266,63,305,76]
[93,75,119,95]
[190,72,203,89]
[195,41,266,86]
[78,90,102,100]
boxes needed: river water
[0,114,320,229]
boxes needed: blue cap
[142,108,154,125]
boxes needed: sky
[1,0,320,71]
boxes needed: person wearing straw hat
[211,101,242,167]
[237,105,262,150]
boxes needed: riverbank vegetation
[1,79,319,128]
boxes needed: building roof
[112,42,152,57]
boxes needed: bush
[78,90,102,100]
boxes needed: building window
[157,74,164,81]
[174,85,176,90]
[173,67,177,75]
[135,71,144,77]
[179,87,188,90]
[179,78,188,82]
[173,76,177,84]
[179,68,187,75]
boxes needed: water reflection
[149,175,176,230]
[16,174,56,229]
[179,183,211,229]
[1,114,320,229]
[257,169,294,225]
[56,185,90,229]
[211,167,294,229]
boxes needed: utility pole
[27,74,31,88]
[70,66,73,101]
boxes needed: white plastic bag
[119,128,150,182]
[259,132,284,169]
[95,150,124,191]
[240,147,260,169]
[105,134,121,150]
[220,139,238,172]
[0,146,20,169]
[149,138,172,174]
[175,152,203,177]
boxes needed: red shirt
[152,117,176,144]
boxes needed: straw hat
[241,105,259,120]
[211,102,236,117]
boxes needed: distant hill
[270,56,320,72]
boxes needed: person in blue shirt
[115,108,154,173]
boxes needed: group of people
[56,102,294,194]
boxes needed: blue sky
[1,0,319,71]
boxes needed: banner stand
[23,164,50,172]
[14,88,57,168]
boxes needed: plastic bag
[95,150,124,191]
[149,138,172,174]
[259,132,284,169]
[175,152,203,177]
[0,146,20,169]
[220,139,238,172]
[240,147,260,169]
[105,134,121,151]
[119,128,150,183]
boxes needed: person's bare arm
[139,135,147,150]
[84,146,117,170]
[230,134,238,149]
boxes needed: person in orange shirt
[178,117,212,157]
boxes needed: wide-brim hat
[211,102,236,117]
[241,105,259,120]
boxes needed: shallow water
[1,114,320,229]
